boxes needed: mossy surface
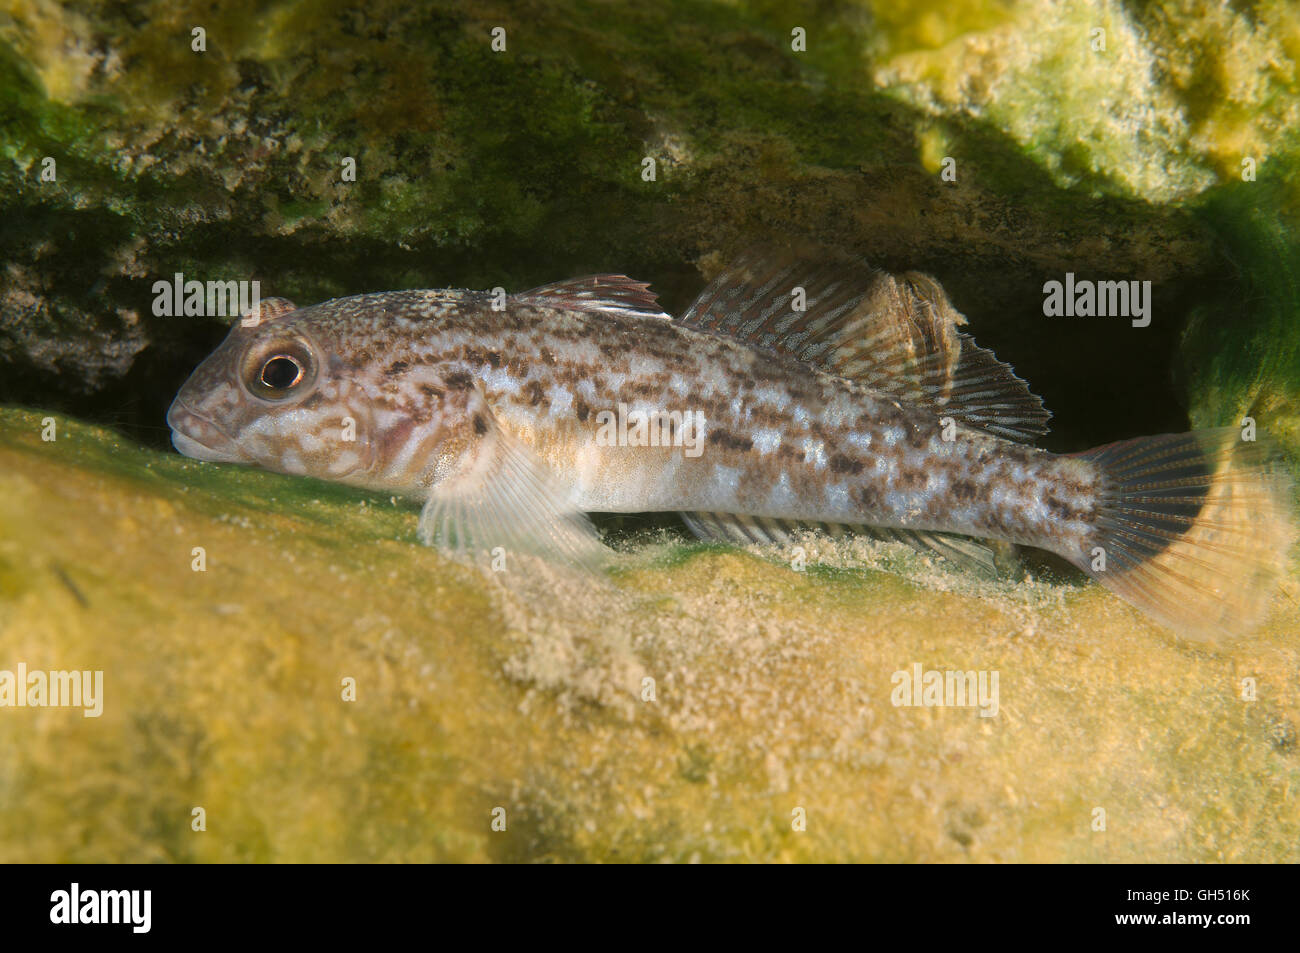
[1,0,1261,453]
[2,1,1300,862]
[2,408,1298,862]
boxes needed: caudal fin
[1069,428,1294,640]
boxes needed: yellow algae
[868,0,1019,57]
[0,0,106,104]
[916,124,950,175]
[872,0,1300,203]
[1,407,1297,862]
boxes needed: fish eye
[242,337,317,401]
[261,355,303,389]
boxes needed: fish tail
[1066,428,1295,639]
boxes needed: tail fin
[1069,428,1295,640]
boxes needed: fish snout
[166,398,246,464]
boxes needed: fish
[167,253,1294,639]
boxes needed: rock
[872,0,1300,467]
[1180,182,1300,473]
[0,0,1249,453]
[2,408,1298,861]
[2,0,1299,862]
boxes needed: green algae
[864,0,1300,462]
[2,407,1298,862]
[874,0,1300,203]
[3,0,1300,863]
[0,0,1218,429]
[1181,179,1300,472]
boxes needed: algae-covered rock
[3,0,1300,863]
[2,408,1298,862]
[871,0,1300,468]
[873,0,1300,203]
[0,0,1251,451]
[1179,182,1300,473]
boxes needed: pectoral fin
[418,391,607,573]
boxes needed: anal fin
[680,511,1000,577]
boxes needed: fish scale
[168,254,1293,640]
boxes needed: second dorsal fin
[516,274,670,320]
[678,252,1051,442]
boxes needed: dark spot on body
[829,453,865,476]
[897,468,927,490]
[1044,493,1087,525]
[855,484,884,513]
[749,363,789,385]
[419,384,444,400]
[445,371,474,390]
[952,479,978,502]
[575,398,591,423]
[618,380,663,401]
[473,415,489,436]
[708,429,753,453]
[525,380,546,406]
[386,360,409,377]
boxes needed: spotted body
[169,256,1292,639]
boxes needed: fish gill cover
[0,0,1298,865]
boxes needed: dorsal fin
[516,274,670,320]
[678,253,1050,442]
[239,296,298,328]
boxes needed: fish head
[167,300,380,484]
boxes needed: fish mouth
[166,399,246,464]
